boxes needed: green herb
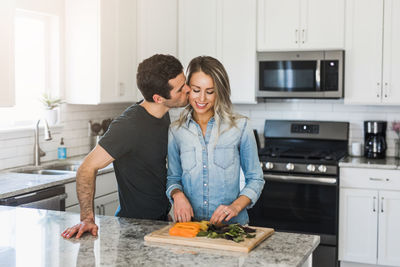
[197,223,256,243]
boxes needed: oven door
[248,174,338,242]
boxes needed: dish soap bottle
[58,138,67,160]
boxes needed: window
[0,10,59,128]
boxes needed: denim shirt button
[203,165,206,168]
[204,201,207,204]
[204,183,207,187]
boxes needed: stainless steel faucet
[34,119,52,166]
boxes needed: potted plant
[40,93,64,126]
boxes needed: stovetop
[259,147,346,163]
[258,120,350,176]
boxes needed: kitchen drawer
[340,167,400,190]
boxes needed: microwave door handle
[316,60,321,91]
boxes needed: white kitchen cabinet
[65,171,118,216]
[65,0,137,104]
[339,167,400,267]
[178,0,257,104]
[0,0,15,107]
[345,0,400,105]
[257,0,345,51]
[94,192,119,216]
[136,0,177,62]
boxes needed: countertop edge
[296,235,320,267]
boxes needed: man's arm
[61,144,114,239]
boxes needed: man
[62,54,190,239]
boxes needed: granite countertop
[0,156,113,199]
[339,156,400,170]
[0,206,319,267]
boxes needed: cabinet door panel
[0,0,15,107]
[257,0,300,51]
[221,0,256,104]
[137,0,177,61]
[95,172,118,199]
[94,192,119,216]
[339,188,378,264]
[382,0,400,104]
[378,191,400,266]
[178,0,219,68]
[344,0,384,104]
[300,0,344,49]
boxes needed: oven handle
[263,174,337,186]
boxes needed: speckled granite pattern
[0,157,113,199]
[339,156,400,169]
[0,206,319,267]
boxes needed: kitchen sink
[11,162,81,175]
[44,163,80,172]
[14,169,75,175]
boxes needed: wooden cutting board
[144,224,274,253]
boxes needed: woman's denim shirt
[166,115,265,225]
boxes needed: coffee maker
[364,121,387,159]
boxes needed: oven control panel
[291,124,319,134]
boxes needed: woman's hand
[210,196,251,224]
[210,204,240,225]
[172,190,194,222]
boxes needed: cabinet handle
[381,197,384,213]
[302,29,306,43]
[295,29,299,44]
[101,204,105,215]
[373,196,376,212]
[96,206,101,214]
[369,177,389,182]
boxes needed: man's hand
[61,145,114,239]
[210,204,240,225]
[61,219,98,239]
[172,190,193,222]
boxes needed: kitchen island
[0,206,319,267]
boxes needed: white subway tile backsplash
[0,103,130,169]
[1,99,400,170]
[232,100,400,157]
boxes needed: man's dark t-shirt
[98,104,170,220]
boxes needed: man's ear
[152,94,165,104]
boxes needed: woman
[166,56,264,225]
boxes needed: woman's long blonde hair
[175,56,244,132]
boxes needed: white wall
[0,103,130,170]
[233,100,400,157]
[171,99,400,157]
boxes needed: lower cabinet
[94,192,119,216]
[339,167,400,267]
[65,171,119,216]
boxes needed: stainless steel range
[249,120,349,267]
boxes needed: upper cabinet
[345,0,400,105]
[0,0,15,107]
[257,0,345,51]
[136,0,177,101]
[65,0,137,104]
[136,0,178,62]
[178,0,257,104]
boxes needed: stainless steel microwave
[257,50,344,99]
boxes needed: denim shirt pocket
[180,147,196,172]
[213,145,235,169]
